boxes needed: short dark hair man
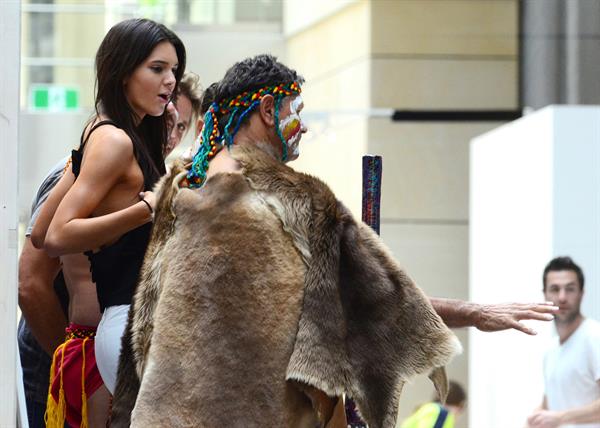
[527,256,600,428]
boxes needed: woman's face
[124,41,178,119]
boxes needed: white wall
[469,105,600,428]
[552,106,600,318]
[0,0,20,425]
[174,24,285,87]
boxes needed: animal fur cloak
[111,144,461,428]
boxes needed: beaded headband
[185,81,302,188]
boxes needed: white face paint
[290,94,303,115]
[278,95,306,161]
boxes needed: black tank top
[73,120,153,311]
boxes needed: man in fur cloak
[110,55,557,428]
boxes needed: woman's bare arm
[31,167,75,249]
[45,128,154,257]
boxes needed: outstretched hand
[430,298,558,334]
[474,302,558,335]
[527,409,562,428]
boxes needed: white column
[0,0,21,426]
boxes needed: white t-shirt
[544,317,600,428]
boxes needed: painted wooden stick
[361,155,383,234]
[345,154,383,427]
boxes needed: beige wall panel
[380,223,468,299]
[368,119,504,220]
[301,58,371,110]
[291,119,368,217]
[290,63,371,217]
[371,58,518,109]
[286,1,371,217]
[176,27,285,88]
[52,6,104,108]
[54,10,104,58]
[371,0,518,56]
[284,0,358,36]
[286,0,369,83]
[379,222,468,428]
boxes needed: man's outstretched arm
[430,298,557,335]
[18,237,66,355]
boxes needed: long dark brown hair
[92,18,186,188]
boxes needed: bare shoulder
[77,123,137,182]
[85,124,134,158]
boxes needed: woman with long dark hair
[36,19,186,420]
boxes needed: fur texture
[111,160,188,427]
[112,145,460,428]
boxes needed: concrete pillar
[522,0,600,108]
[0,0,21,425]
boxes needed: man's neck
[234,126,267,146]
[556,314,584,344]
[234,124,282,160]
[205,148,240,180]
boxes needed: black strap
[72,120,118,178]
[433,405,449,428]
[71,148,83,178]
[80,120,118,147]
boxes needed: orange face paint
[278,95,306,161]
[281,117,302,141]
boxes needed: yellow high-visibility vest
[400,402,455,428]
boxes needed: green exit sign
[30,85,79,112]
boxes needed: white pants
[95,304,129,394]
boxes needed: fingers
[476,302,557,334]
[503,319,537,336]
[501,302,559,317]
[504,302,558,311]
[531,303,560,313]
[512,320,537,335]
[517,310,555,322]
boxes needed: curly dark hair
[543,256,584,291]
[200,54,304,134]
[199,82,218,117]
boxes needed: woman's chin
[148,108,166,117]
